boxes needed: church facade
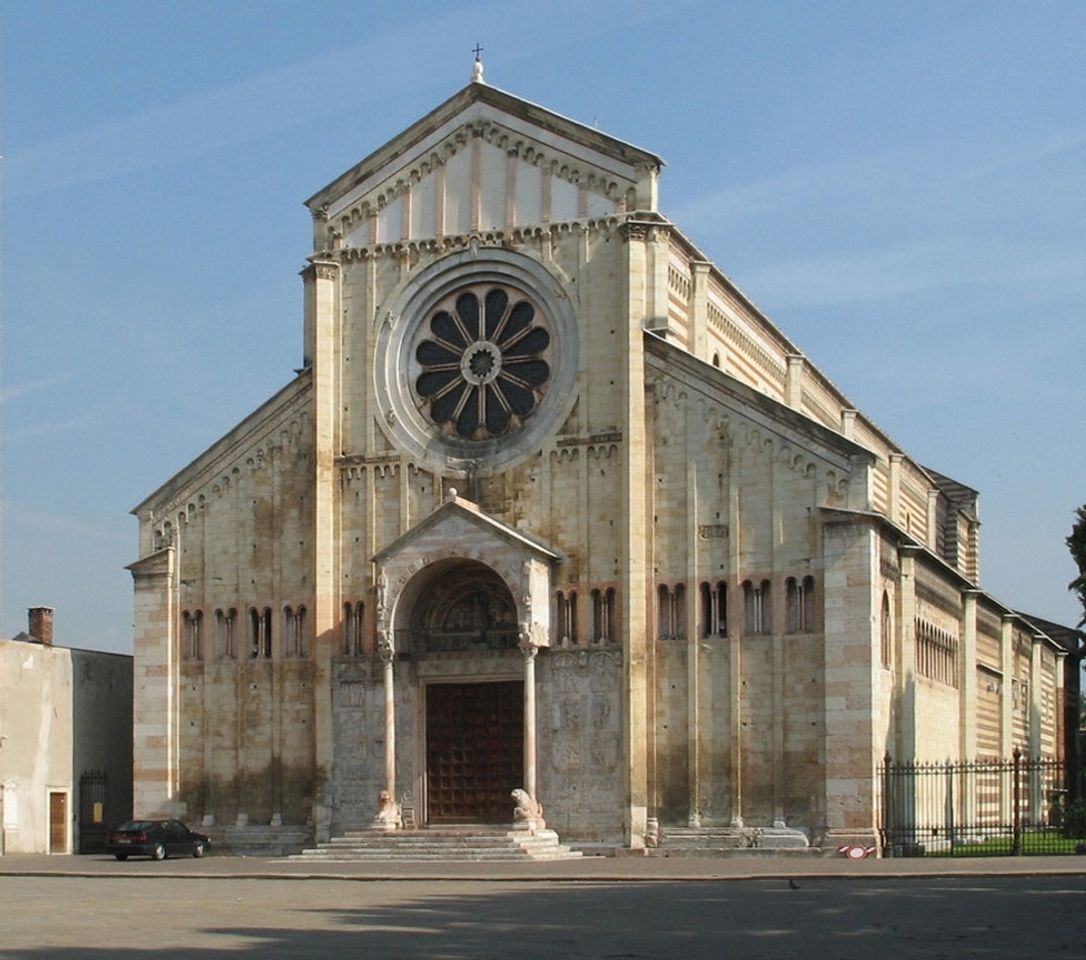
[130,69,1069,851]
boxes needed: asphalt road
[1,874,1084,959]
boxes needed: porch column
[514,633,546,832]
[373,630,402,830]
[522,641,538,801]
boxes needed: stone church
[129,62,1069,853]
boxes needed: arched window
[786,576,816,633]
[181,610,203,660]
[592,588,616,644]
[700,581,728,637]
[743,580,771,635]
[673,584,686,639]
[657,584,671,639]
[343,601,364,656]
[556,591,578,646]
[284,606,307,658]
[295,606,308,657]
[225,608,237,658]
[657,584,687,640]
[214,609,230,659]
[880,592,892,668]
[250,607,272,659]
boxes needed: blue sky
[2,1,1083,653]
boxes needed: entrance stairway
[291,824,583,862]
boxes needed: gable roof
[372,493,560,566]
[305,79,664,217]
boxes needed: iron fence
[878,750,1083,857]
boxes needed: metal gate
[878,751,1078,856]
[79,771,109,853]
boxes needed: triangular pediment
[306,81,664,249]
[373,494,559,567]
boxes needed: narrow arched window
[292,605,308,658]
[605,588,617,643]
[802,576,815,632]
[786,578,799,633]
[225,608,237,659]
[284,606,295,656]
[262,608,273,658]
[555,591,578,646]
[673,584,686,639]
[657,584,671,640]
[880,592,892,668]
[343,601,364,656]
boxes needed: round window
[374,248,579,474]
[414,284,551,440]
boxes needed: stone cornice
[333,216,624,263]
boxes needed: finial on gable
[472,43,485,84]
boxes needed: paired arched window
[742,580,771,635]
[555,591,578,646]
[215,608,237,659]
[250,607,272,659]
[657,583,686,640]
[700,581,728,637]
[591,588,616,644]
[343,601,365,656]
[785,576,816,633]
[181,610,203,660]
[283,605,308,658]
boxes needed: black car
[106,820,211,861]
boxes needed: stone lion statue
[511,788,543,822]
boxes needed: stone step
[289,826,582,862]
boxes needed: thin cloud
[666,157,886,229]
[3,13,469,201]
[0,371,78,403]
[2,396,125,443]
[738,239,1086,308]
[0,499,124,542]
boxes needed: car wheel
[114,854,128,861]
[151,843,166,861]
[193,842,205,858]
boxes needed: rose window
[414,286,551,440]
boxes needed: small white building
[0,608,132,854]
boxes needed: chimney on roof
[28,607,54,646]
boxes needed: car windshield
[116,821,158,831]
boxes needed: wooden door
[426,681,522,823]
[48,792,67,853]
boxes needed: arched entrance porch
[405,560,524,823]
[369,491,556,831]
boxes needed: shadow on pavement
[1,876,1083,959]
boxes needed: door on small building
[79,772,109,853]
[48,792,67,854]
[425,681,523,823]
